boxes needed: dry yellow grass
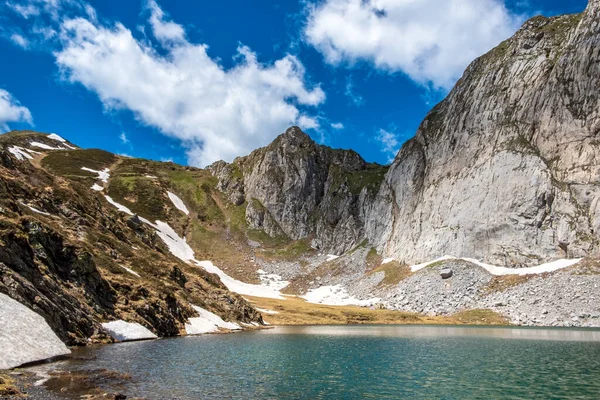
[245,295,510,326]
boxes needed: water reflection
[261,324,600,342]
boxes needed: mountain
[1,1,599,368]
[365,0,600,267]
[214,0,600,268]
[0,131,262,355]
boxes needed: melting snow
[101,195,287,299]
[26,205,51,216]
[326,254,340,262]
[256,307,279,315]
[102,320,157,342]
[104,196,134,215]
[382,258,395,264]
[167,191,190,215]
[47,133,66,142]
[30,141,66,151]
[257,269,289,291]
[303,285,380,307]
[91,183,104,191]
[409,255,583,276]
[185,305,241,335]
[81,167,110,183]
[0,293,70,369]
[8,146,33,161]
[120,265,140,277]
[195,260,287,299]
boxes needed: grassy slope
[247,296,509,326]
[37,140,513,328]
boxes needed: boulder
[440,268,453,279]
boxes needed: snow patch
[256,307,279,315]
[409,255,583,276]
[0,293,70,369]
[195,260,287,299]
[104,195,134,215]
[26,205,51,216]
[257,269,289,291]
[47,133,66,142]
[102,320,157,342]
[101,195,288,299]
[120,265,140,277]
[326,254,339,262]
[303,285,380,307]
[382,258,395,264]
[167,191,190,215]
[8,146,33,161]
[30,141,66,151]
[81,167,110,183]
[185,305,241,335]
[91,183,103,191]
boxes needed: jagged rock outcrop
[211,127,387,254]
[365,1,600,266]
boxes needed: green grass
[42,149,117,177]
[370,260,412,286]
[257,238,314,261]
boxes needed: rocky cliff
[210,128,387,255]
[366,0,600,266]
[213,1,600,267]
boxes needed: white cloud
[10,33,29,48]
[6,2,41,19]
[119,132,130,145]
[298,115,320,130]
[305,0,524,90]
[344,76,364,106]
[331,122,344,130]
[147,0,185,44]
[0,89,33,131]
[376,128,399,162]
[53,3,325,166]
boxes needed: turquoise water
[55,325,600,399]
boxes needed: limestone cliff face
[366,0,600,266]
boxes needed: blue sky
[0,0,589,166]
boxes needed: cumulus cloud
[376,128,399,162]
[305,0,524,89]
[331,122,344,130]
[0,89,33,131]
[10,33,29,48]
[53,2,325,166]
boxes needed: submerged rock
[0,293,70,369]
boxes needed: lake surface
[41,325,600,399]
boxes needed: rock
[0,293,70,369]
[114,394,127,400]
[440,268,453,279]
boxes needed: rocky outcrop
[365,1,600,266]
[210,127,387,254]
